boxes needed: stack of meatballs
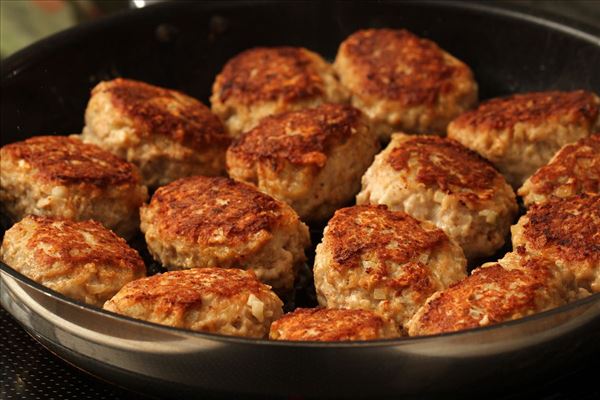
[1,28,599,341]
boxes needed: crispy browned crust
[522,194,600,263]
[451,90,599,131]
[270,308,390,341]
[413,258,559,334]
[24,215,145,274]
[337,29,473,105]
[109,268,267,308]
[525,135,600,197]
[327,205,447,290]
[387,135,502,200]
[93,78,229,149]
[1,136,141,186]
[213,47,325,105]
[227,104,363,168]
[146,176,289,245]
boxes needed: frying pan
[1,1,599,398]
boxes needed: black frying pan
[1,1,599,399]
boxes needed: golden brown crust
[109,268,266,306]
[0,136,141,186]
[213,47,325,105]
[328,205,447,290]
[145,176,287,246]
[522,135,600,200]
[411,258,562,334]
[451,91,599,131]
[387,135,502,201]
[103,267,283,337]
[93,78,229,150]
[22,216,144,273]
[0,215,146,306]
[270,308,395,341]
[228,104,363,168]
[337,29,473,106]
[521,194,600,263]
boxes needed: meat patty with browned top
[313,204,467,331]
[270,308,400,341]
[0,216,146,307]
[0,135,147,239]
[357,134,518,260]
[211,47,349,137]
[104,268,283,338]
[518,135,600,207]
[140,176,310,291]
[448,90,600,188]
[227,103,379,222]
[82,78,230,189]
[334,28,478,139]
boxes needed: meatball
[81,78,230,189]
[104,268,283,338]
[140,176,310,291]
[512,194,600,293]
[518,135,600,207]
[227,103,379,222]
[269,308,400,341]
[0,216,146,307]
[334,28,478,139]
[211,47,349,137]
[448,90,600,188]
[406,252,579,336]
[313,205,467,331]
[0,136,147,239]
[357,134,518,260]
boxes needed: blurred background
[1,0,599,60]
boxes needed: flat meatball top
[337,28,473,105]
[411,257,565,335]
[228,104,365,168]
[1,135,141,187]
[325,205,451,291]
[386,135,506,202]
[108,268,269,307]
[146,176,296,247]
[93,78,229,150]
[523,135,600,201]
[521,194,600,263]
[1,215,145,277]
[213,47,326,105]
[450,90,599,131]
[270,308,394,341]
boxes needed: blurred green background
[0,0,130,59]
[1,0,599,60]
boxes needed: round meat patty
[313,204,467,331]
[334,28,478,139]
[227,103,379,222]
[406,252,579,336]
[140,176,310,291]
[0,215,146,307]
[518,134,600,207]
[357,134,518,260]
[0,135,147,239]
[269,308,400,341]
[211,46,350,137]
[448,90,600,188]
[104,268,283,338]
[82,78,230,189]
[511,194,600,293]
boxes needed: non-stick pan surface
[1,1,599,398]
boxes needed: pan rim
[2,259,599,348]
